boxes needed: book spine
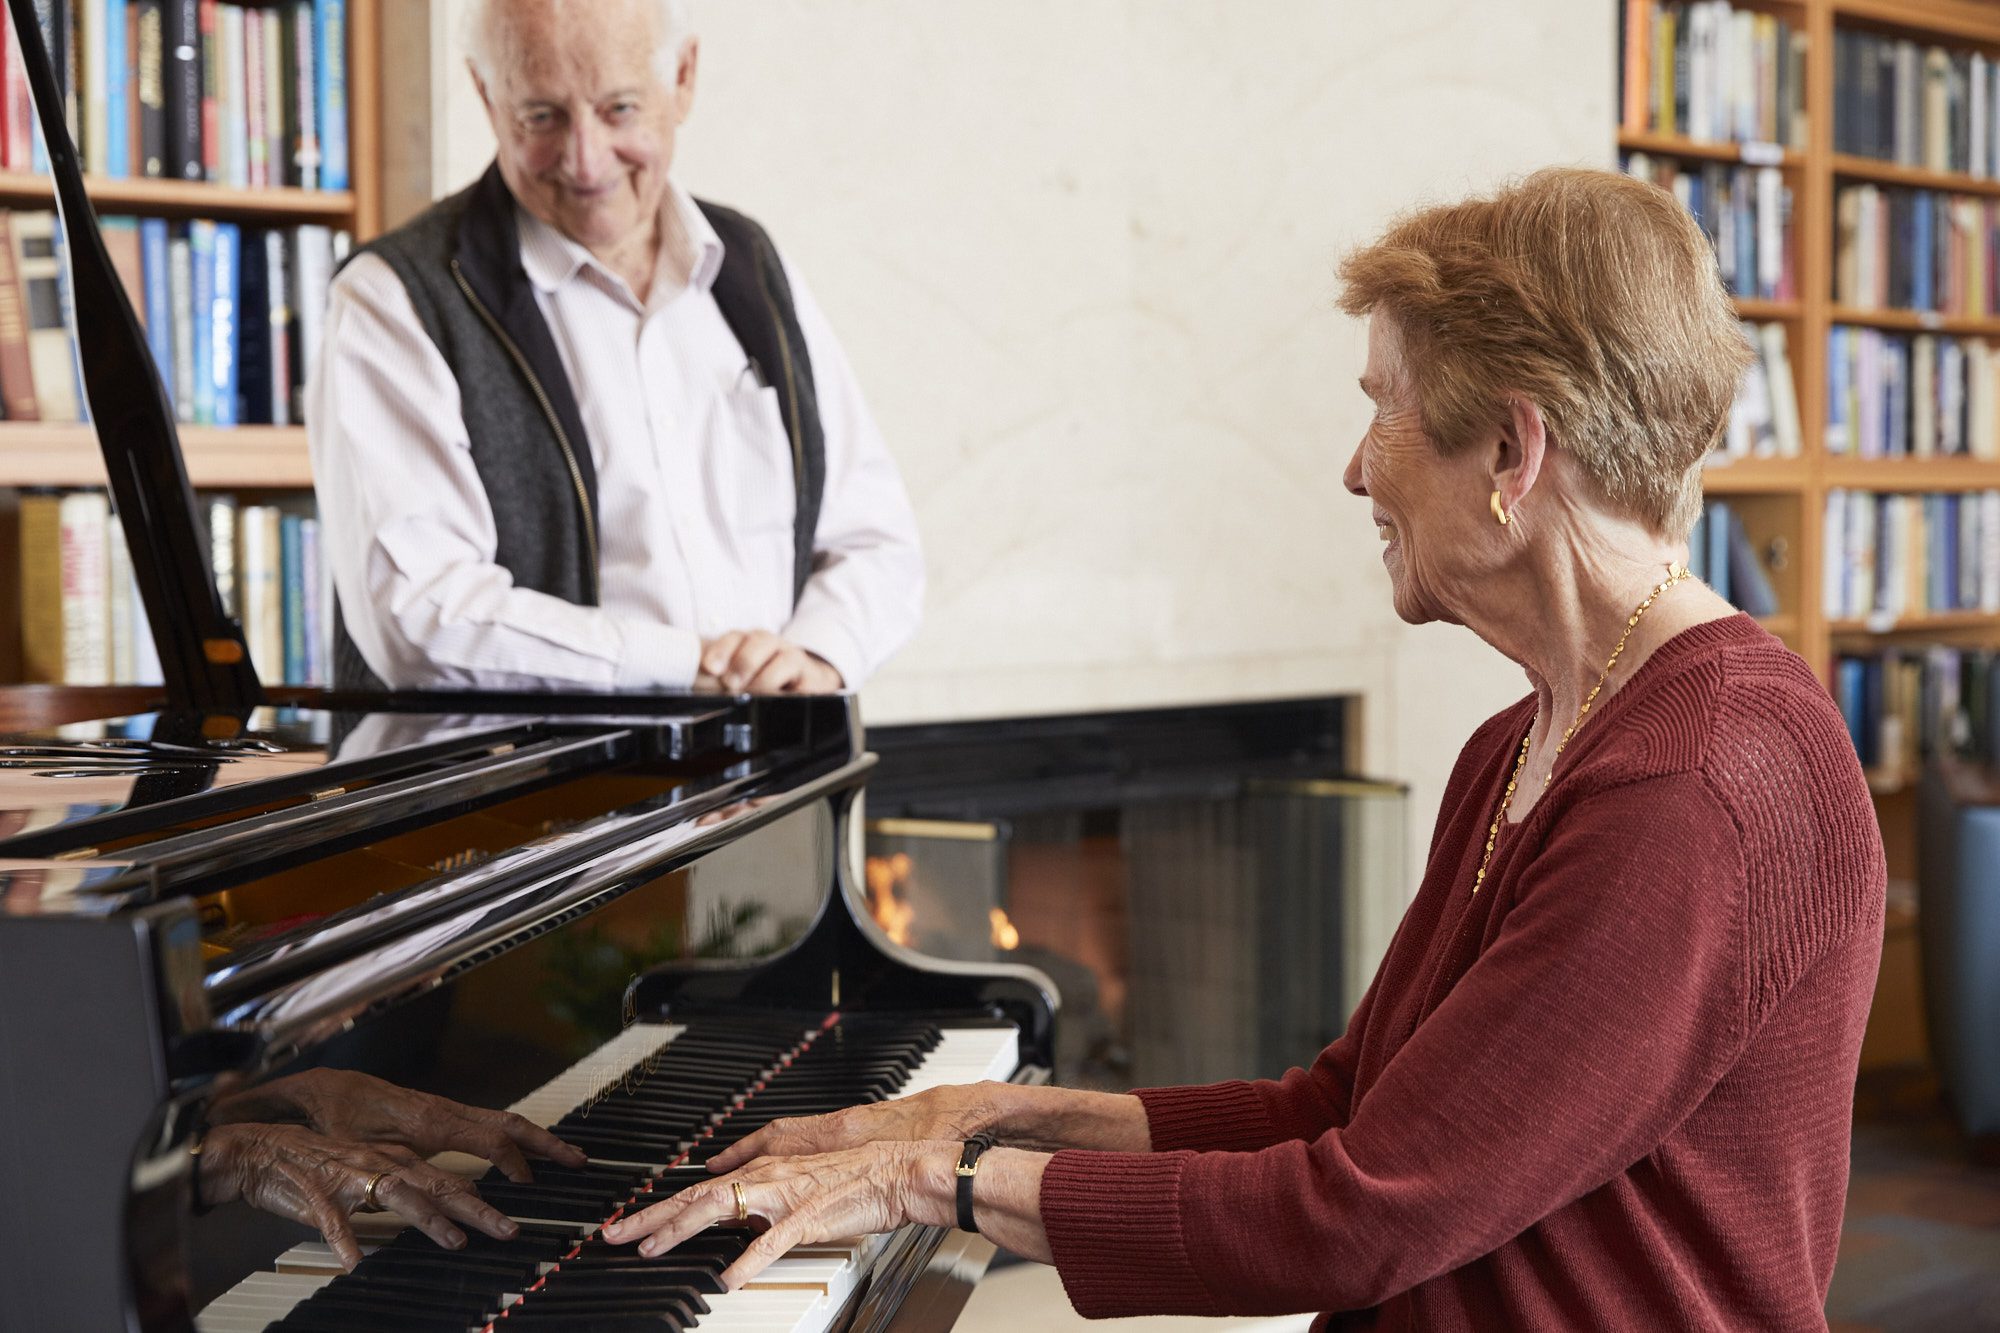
[262,3,284,191]
[189,218,214,424]
[242,5,264,186]
[205,493,237,617]
[107,518,134,683]
[2,14,29,170]
[210,219,238,427]
[222,4,246,187]
[198,0,218,181]
[57,491,109,686]
[139,216,171,399]
[168,230,194,420]
[103,0,128,176]
[0,210,39,421]
[164,0,201,179]
[290,1,316,188]
[300,514,321,683]
[136,0,165,177]
[236,225,268,424]
[316,0,347,190]
[265,227,289,425]
[17,491,63,683]
[281,510,304,684]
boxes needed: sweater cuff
[1041,1149,1219,1318]
[1137,1081,1278,1153]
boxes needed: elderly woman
[605,167,1886,1330]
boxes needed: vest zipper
[751,246,808,535]
[449,259,601,602]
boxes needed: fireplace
[862,698,1404,1090]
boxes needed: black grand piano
[0,5,1055,1329]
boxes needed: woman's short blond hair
[1336,167,1752,538]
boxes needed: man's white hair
[461,0,694,86]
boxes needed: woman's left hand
[601,1140,955,1289]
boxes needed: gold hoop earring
[1490,491,1511,526]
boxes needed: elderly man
[309,0,922,695]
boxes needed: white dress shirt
[307,181,923,692]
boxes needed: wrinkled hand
[603,1141,954,1289]
[700,631,844,694]
[215,1068,587,1181]
[707,1083,1001,1174]
[198,1122,522,1271]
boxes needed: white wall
[417,0,1613,914]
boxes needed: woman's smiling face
[1343,314,1494,628]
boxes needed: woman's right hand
[707,1082,1008,1173]
[197,1122,522,1270]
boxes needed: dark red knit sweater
[1040,616,1885,1330]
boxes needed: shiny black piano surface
[0,696,1056,1332]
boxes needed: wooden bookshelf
[0,425,313,488]
[0,0,380,685]
[1626,0,2000,1068]
[1617,129,1806,167]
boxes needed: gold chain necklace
[1470,562,1692,897]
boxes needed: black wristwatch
[954,1132,997,1233]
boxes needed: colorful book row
[1617,0,1808,149]
[1833,647,2000,777]
[17,488,329,686]
[3,0,348,188]
[1822,489,2000,622]
[1624,154,1794,301]
[1826,327,2000,461]
[1834,185,2000,317]
[0,207,347,425]
[1833,28,2000,179]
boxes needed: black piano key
[484,1304,680,1320]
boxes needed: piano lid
[4,0,262,714]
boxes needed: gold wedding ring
[362,1169,391,1211]
[732,1181,748,1223]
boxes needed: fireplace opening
[862,698,1404,1090]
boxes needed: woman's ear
[1493,397,1549,514]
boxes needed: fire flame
[864,853,915,947]
[989,908,1020,951]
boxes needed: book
[102,217,145,324]
[264,226,291,425]
[243,5,264,186]
[1724,513,1780,617]
[12,212,79,423]
[219,2,245,187]
[57,490,109,685]
[189,218,214,423]
[2,12,31,169]
[18,490,63,684]
[164,0,201,179]
[204,492,237,617]
[281,509,304,683]
[316,0,347,190]
[139,216,171,401]
[168,227,194,420]
[0,210,39,420]
[261,3,284,192]
[198,0,218,181]
[286,1,317,188]
[136,0,166,177]
[209,219,239,427]
[236,225,269,424]
[107,517,135,685]
[103,0,128,177]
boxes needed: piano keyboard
[196,1014,1019,1333]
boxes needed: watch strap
[954,1132,997,1233]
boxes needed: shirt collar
[515,180,726,301]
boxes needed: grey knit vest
[332,164,827,692]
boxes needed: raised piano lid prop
[0,3,1056,1329]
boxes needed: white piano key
[194,1270,334,1332]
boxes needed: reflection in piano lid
[0,2,1056,1328]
